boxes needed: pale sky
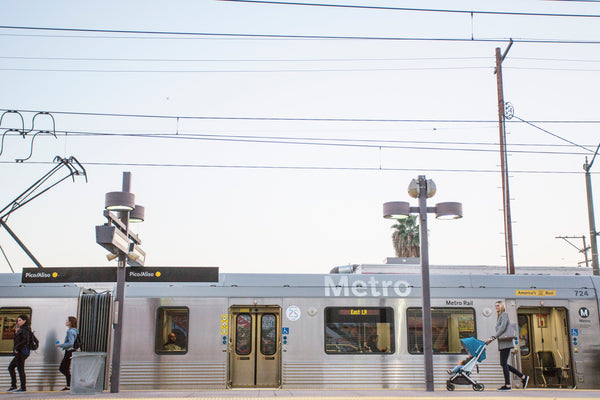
[0,0,599,274]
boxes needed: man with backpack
[7,314,32,393]
[56,316,80,391]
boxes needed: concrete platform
[2,388,600,400]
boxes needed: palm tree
[391,215,420,258]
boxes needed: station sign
[21,266,219,283]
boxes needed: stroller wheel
[446,381,455,391]
[473,383,485,391]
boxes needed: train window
[0,308,32,355]
[236,314,252,355]
[518,314,530,357]
[261,313,277,355]
[407,308,476,354]
[324,307,394,354]
[155,307,188,354]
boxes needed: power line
[220,0,600,18]
[1,25,600,44]
[3,108,600,124]
[0,160,590,175]
[513,115,595,153]
[0,127,592,156]
[4,55,600,63]
[6,129,590,156]
[0,66,494,73]
[0,55,493,62]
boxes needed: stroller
[446,337,487,391]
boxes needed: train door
[517,306,573,388]
[228,305,281,388]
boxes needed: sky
[0,0,599,275]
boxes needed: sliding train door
[517,306,573,388]
[228,305,281,388]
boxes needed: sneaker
[6,387,17,392]
[14,388,26,392]
[447,369,454,374]
[522,375,529,389]
[497,385,511,391]
[61,386,70,391]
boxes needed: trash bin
[70,352,106,394]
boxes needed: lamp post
[95,172,145,393]
[383,175,462,391]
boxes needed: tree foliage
[391,215,420,258]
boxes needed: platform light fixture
[383,175,462,392]
[96,172,145,393]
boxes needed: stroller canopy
[460,337,486,362]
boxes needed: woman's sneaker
[497,385,511,391]
[522,375,530,389]
[6,387,17,392]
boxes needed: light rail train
[1,265,599,391]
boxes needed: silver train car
[1,267,600,391]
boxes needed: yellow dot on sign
[155,272,161,277]
[52,272,58,278]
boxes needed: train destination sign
[21,267,219,283]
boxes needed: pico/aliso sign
[21,267,219,283]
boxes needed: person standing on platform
[7,315,32,393]
[56,316,79,391]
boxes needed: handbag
[498,322,517,340]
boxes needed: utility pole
[584,143,600,275]
[555,235,590,268]
[494,39,515,274]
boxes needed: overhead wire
[219,0,600,19]
[0,160,589,175]
[0,25,600,44]
[2,108,600,124]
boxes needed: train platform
[3,388,600,400]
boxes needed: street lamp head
[105,191,135,212]
[129,205,145,223]
[383,201,410,219]
[407,178,437,199]
[435,202,463,220]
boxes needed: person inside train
[7,315,32,393]
[366,334,386,352]
[163,332,183,351]
[56,316,79,391]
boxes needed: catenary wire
[0,160,590,175]
[219,0,600,18]
[0,129,591,156]
[1,25,600,44]
[2,108,600,124]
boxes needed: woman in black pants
[485,300,529,391]
[7,315,31,393]
[56,316,79,391]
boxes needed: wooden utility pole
[494,40,515,274]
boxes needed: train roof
[1,265,599,299]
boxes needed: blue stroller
[446,337,487,391]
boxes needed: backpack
[73,332,83,351]
[29,331,39,351]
